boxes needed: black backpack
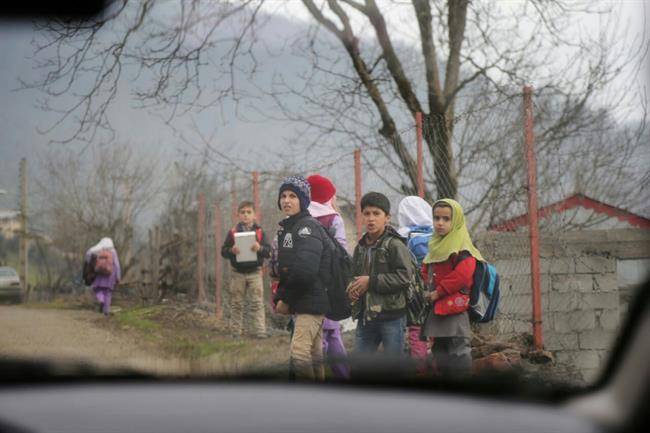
[316,224,353,321]
[82,254,97,286]
[404,251,429,327]
[384,236,428,327]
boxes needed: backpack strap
[426,263,435,290]
[255,227,263,243]
[452,251,475,295]
[452,250,473,269]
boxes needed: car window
[0,1,648,390]
[0,269,18,277]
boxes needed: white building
[0,210,20,239]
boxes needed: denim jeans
[355,316,406,355]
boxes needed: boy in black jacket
[221,201,271,338]
[274,175,330,380]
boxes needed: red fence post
[231,175,238,224]
[416,112,425,198]
[524,85,544,350]
[214,202,223,320]
[197,193,206,303]
[252,171,261,223]
[354,149,363,239]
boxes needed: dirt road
[0,305,186,374]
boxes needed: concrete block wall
[475,228,649,383]
[544,255,619,382]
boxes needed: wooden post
[416,112,425,198]
[18,158,29,298]
[147,228,153,302]
[197,193,207,303]
[152,225,161,300]
[524,85,544,350]
[354,149,362,240]
[214,203,223,320]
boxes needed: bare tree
[25,1,647,213]
[33,143,161,282]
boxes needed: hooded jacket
[274,210,330,315]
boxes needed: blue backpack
[457,252,500,323]
[406,226,433,265]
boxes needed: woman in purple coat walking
[85,238,121,316]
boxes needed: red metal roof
[488,193,650,231]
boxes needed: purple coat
[87,249,121,290]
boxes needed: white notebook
[234,231,258,263]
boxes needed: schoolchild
[421,199,484,376]
[396,196,433,371]
[221,201,271,338]
[84,238,121,316]
[307,174,350,379]
[347,192,412,355]
[274,175,330,380]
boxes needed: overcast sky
[0,1,647,212]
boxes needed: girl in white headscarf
[85,238,121,315]
[397,196,433,374]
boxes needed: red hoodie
[421,252,476,316]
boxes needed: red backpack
[94,250,113,276]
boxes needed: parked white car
[0,266,21,303]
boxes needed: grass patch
[165,338,247,359]
[114,305,163,333]
[22,297,91,310]
[102,302,293,373]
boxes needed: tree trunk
[424,112,457,199]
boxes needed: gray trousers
[432,337,472,376]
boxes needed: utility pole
[18,158,29,298]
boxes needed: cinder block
[579,330,617,350]
[593,274,618,292]
[541,257,575,275]
[580,293,619,310]
[554,350,600,369]
[499,275,529,296]
[574,350,602,370]
[502,275,551,295]
[512,320,533,335]
[499,294,533,315]
[545,332,579,351]
[552,275,593,293]
[548,292,580,312]
[553,311,596,333]
[496,258,531,276]
[554,350,576,366]
[575,256,615,274]
[581,367,601,383]
[597,309,620,331]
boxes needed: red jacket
[421,253,476,315]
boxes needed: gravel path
[0,305,185,374]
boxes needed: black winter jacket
[274,211,330,315]
[220,222,271,273]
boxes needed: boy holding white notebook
[221,200,271,338]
